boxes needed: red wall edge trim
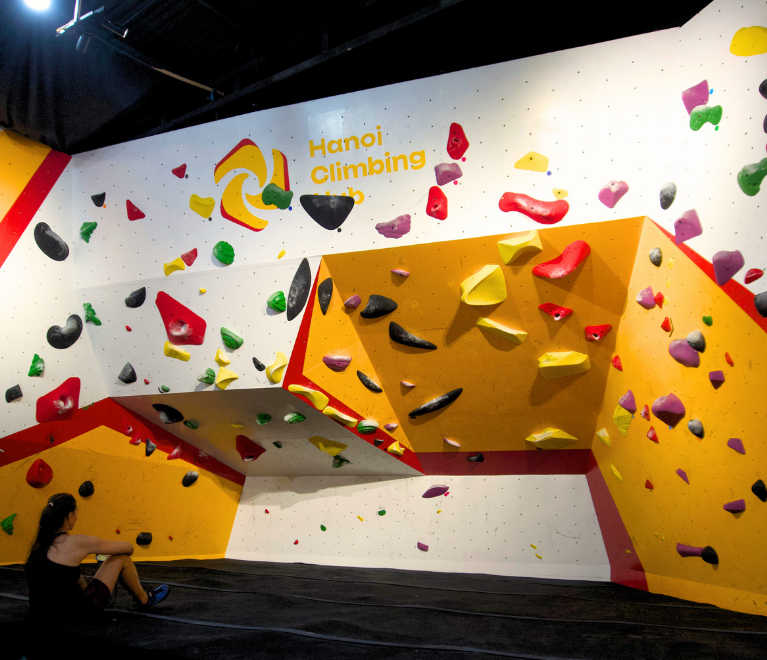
[584,451,648,591]
[0,149,71,269]
[416,449,592,475]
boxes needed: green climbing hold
[332,454,350,468]
[213,240,235,265]
[184,419,200,430]
[1,513,16,535]
[702,315,713,327]
[689,105,722,131]
[284,412,306,424]
[197,368,216,384]
[28,354,44,377]
[357,420,379,435]
[272,441,283,448]
[83,302,102,325]
[159,385,170,393]
[320,524,327,531]
[221,327,243,349]
[79,222,97,243]
[267,291,286,313]
[737,158,767,197]
[257,413,272,425]
[377,509,386,516]
[261,183,294,210]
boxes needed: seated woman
[25,493,170,619]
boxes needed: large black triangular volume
[318,278,333,315]
[91,192,106,207]
[300,195,354,230]
[389,322,436,350]
[360,295,397,319]
[287,258,312,322]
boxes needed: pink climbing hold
[391,269,410,277]
[322,355,352,372]
[172,164,187,178]
[434,162,463,186]
[709,370,725,389]
[723,499,746,513]
[676,468,689,484]
[375,214,411,239]
[674,210,702,244]
[712,250,744,286]
[422,485,450,498]
[384,423,399,431]
[640,405,650,420]
[532,240,590,279]
[344,295,362,309]
[669,339,700,367]
[651,393,686,427]
[181,248,198,267]
[401,381,416,388]
[727,437,745,454]
[636,287,656,310]
[647,427,659,443]
[618,390,637,414]
[681,80,709,115]
[598,180,629,208]
[126,200,145,221]
[417,542,429,552]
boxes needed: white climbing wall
[227,474,610,580]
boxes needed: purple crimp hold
[727,437,745,454]
[723,499,746,513]
[384,423,398,432]
[674,209,702,245]
[322,355,351,372]
[598,180,629,208]
[681,80,709,115]
[712,250,744,286]
[652,393,686,427]
[417,542,429,552]
[669,339,700,367]
[344,295,362,309]
[636,286,656,310]
[618,390,637,414]
[375,214,411,239]
[434,162,463,186]
[676,468,690,484]
[676,543,703,558]
[422,484,449,499]
[709,371,725,389]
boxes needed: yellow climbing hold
[668,259,674,270]
[535,554,542,560]
[288,384,329,410]
[625,550,632,554]
[216,367,239,389]
[476,317,527,344]
[163,257,186,276]
[530,544,537,549]
[497,231,542,265]
[189,194,215,218]
[437,510,442,514]
[460,265,507,305]
[666,278,672,288]
[277,249,286,259]
[613,405,632,437]
[552,188,568,199]
[164,342,191,361]
[199,288,206,294]
[610,464,623,482]
[357,516,364,522]
[386,441,405,455]
[231,424,244,429]
[322,406,356,427]
[596,428,611,447]
[266,351,288,384]
[308,436,348,456]
[537,351,591,379]
[525,428,578,449]
[514,151,549,173]
[215,348,231,366]
[730,26,767,56]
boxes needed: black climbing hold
[701,546,719,565]
[300,194,354,230]
[659,182,677,211]
[760,79,767,100]
[145,438,157,457]
[152,403,184,424]
[687,419,704,439]
[755,292,767,318]
[34,222,69,261]
[467,453,484,462]
[78,481,94,497]
[252,357,266,371]
[357,370,383,393]
[408,388,463,419]
[360,295,398,319]
[118,362,137,384]
[272,441,283,449]
[752,479,767,503]
[136,532,152,546]
[182,471,199,487]
[5,384,22,403]
[286,258,312,322]
[318,278,333,315]
[649,248,663,267]
[389,322,437,350]
[373,438,384,447]
[91,192,106,207]
[125,287,146,308]
[763,113,767,134]
[47,314,83,349]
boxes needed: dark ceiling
[0,0,712,155]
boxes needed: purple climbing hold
[344,295,362,309]
[709,371,725,389]
[375,214,411,239]
[676,543,718,564]
[723,499,746,513]
[322,355,352,372]
[652,393,685,427]
[674,209,702,245]
[669,339,700,367]
[712,250,745,286]
[598,180,629,208]
[676,468,690,484]
[417,542,429,552]
[636,286,656,310]
[727,437,745,454]
[681,80,709,115]
[434,163,463,186]
[384,423,399,431]
[422,484,450,498]
[618,390,637,414]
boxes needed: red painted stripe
[0,149,71,269]
[653,220,767,334]
[416,449,592,475]
[584,451,648,590]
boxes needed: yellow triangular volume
[460,265,507,305]
[497,231,542,265]
[613,405,632,437]
[386,441,405,455]
[596,428,611,447]
[525,428,578,449]
[610,464,623,482]
[216,367,239,389]
[215,348,231,366]
[164,342,190,361]
[514,151,549,172]
[476,317,527,344]
[308,436,348,456]
[537,352,590,379]
[322,406,357,427]
[288,385,329,410]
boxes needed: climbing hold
[172,164,186,178]
[661,317,673,333]
[422,484,449,498]
[83,303,101,326]
[476,318,527,344]
[538,304,573,321]
[690,105,723,131]
[669,339,700,367]
[357,419,379,435]
[445,121,470,159]
[537,352,591,379]
[435,162,463,185]
[525,428,578,449]
[5,384,22,403]
[532,240,590,279]
[28,354,45,378]
[723,499,746,513]
[649,248,663,268]
[645,480,654,490]
[676,468,689,484]
[401,381,417,388]
[610,464,623,482]
[375,214,411,238]
[182,471,199,487]
[552,188,568,199]
[152,403,184,424]
[596,428,611,447]
[709,370,725,389]
[215,367,239,389]
[266,352,288,384]
[284,412,306,424]
[256,414,272,426]
[156,292,207,345]
[647,427,659,443]
[636,287,656,310]
[727,437,745,454]
[267,291,286,313]
[320,525,327,531]
[613,406,632,437]
[318,278,333,315]
[300,195,354,230]
[598,180,629,208]
[426,186,448,220]
[654,292,665,309]
[384,423,398,431]
[677,543,718,564]
[417,542,429,552]
[374,438,384,447]
[236,435,266,462]
[35,377,80,423]
[652,393,685,427]
[164,342,191,361]
[136,532,152,546]
[332,454,351,468]
[309,437,348,456]
[585,324,612,342]
[357,516,365,522]
[212,241,235,265]
[212,349,230,367]
[745,269,764,285]
[659,183,677,210]
[79,221,98,243]
[361,294,398,318]
[391,268,410,277]
[514,151,549,172]
[294,540,299,545]
[725,352,734,367]
[460,266,507,305]
[26,459,53,488]
[674,209,702,244]
[686,330,705,352]
[687,419,704,438]
[467,453,484,463]
[498,192,569,224]
[702,315,713,326]
[408,389,463,419]
[752,479,767,502]
[344,295,362,309]
[756,292,767,318]
[287,258,312,322]
[618,390,637,414]
[681,81,708,114]
[197,368,215,384]
[287,384,329,410]
[91,192,105,206]
[252,357,266,372]
[179,248,198,267]
[1,514,16,535]
[125,287,146,309]
[497,231,542,264]
[126,200,145,221]
[163,257,186,276]
[322,406,356,426]
[221,327,243,350]
[118,363,137,384]
[159,385,170,393]
[443,437,461,447]
[184,419,200,430]
[712,250,745,285]
[261,183,293,209]
[34,222,69,261]
[390,322,437,350]
[78,481,94,497]
[731,24,767,53]
[357,371,383,393]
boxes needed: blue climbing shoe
[138,584,170,609]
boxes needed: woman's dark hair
[25,493,77,569]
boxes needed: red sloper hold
[126,200,145,221]
[426,186,448,220]
[532,240,591,279]
[645,480,654,490]
[654,291,665,308]
[181,248,198,266]
[539,303,573,321]
[172,164,187,179]
[236,435,266,462]
[611,356,623,371]
[155,291,207,345]
[446,122,469,159]
[661,317,673,332]
[585,324,612,341]
[36,377,81,423]
[498,193,570,225]
[744,268,763,284]
[26,458,53,488]
[640,405,650,420]
[647,427,659,443]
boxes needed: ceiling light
[25,0,51,10]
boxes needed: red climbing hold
[654,291,665,308]
[611,356,623,371]
[744,268,764,284]
[194,451,209,464]
[26,458,53,488]
[181,248,198,266]
[585,324,612,341]
[661,317,673,333]
[532,240,590,279]
[169,536,174,541]
[115,529,120,534]
[236,435,266,462]
[538,303,573,321]
[294,539,299,545]
[446,122,469,160]
[265,509,269,514]
[126,200,145,221]
[36,377,81,423]
[426,186,448,220]
[645,480,654,490]
[647,427,659,443]
[725,352,734,367]
[168,444,183,460]
[498,193,569,225]
[129,434,142,445]
[144,379,150,384]
[172,164,187,179]
[155,291,207,345]
[126,326,132,332]
[640,405,650,420]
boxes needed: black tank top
[26,533,86,619]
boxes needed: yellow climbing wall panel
[0,425,242,565]
[592,219,767,617]
[0,130,52,221]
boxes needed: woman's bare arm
[75,535,134,557]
